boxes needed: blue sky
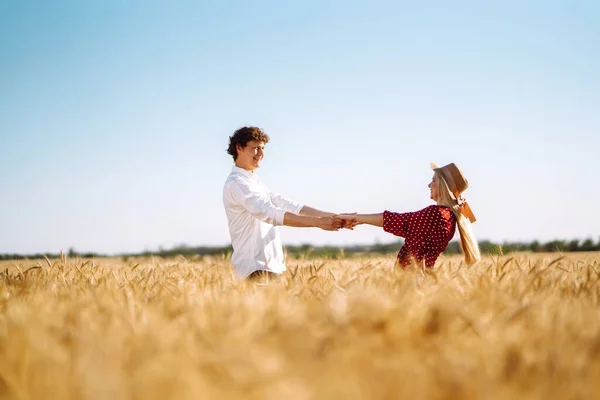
[1,0,599,254]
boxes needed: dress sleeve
[227,180,287,225]
[383,210,410,237]
[383,206,438,239]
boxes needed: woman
[339,163,481,268]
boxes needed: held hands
[318,216,343,231]
[337,213,360,229]
[316,213,357,231]
[317,213,359,231]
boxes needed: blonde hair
[435,173,481,265]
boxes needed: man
[222,126,347,280]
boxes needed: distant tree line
[1,237,599,261]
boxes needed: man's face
[236,140,265,171]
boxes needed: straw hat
[430,162,476,223]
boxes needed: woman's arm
[338,213,383,227]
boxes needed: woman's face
[428,174,440,202]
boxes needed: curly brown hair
[227,126,270,160]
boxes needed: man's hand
[318,216,343,231]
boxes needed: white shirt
[222,166,303,279]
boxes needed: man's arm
[283,212,341,231]
[227,180,287,225]
[228,181,342,231]
[302,207,359,229]
[270,192,337,217]
[270,192,337,219]
[269,192,303,213]
[298,206,335,218]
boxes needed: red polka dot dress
[383,205,456,268]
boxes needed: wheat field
[1,252,600,400]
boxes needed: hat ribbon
[456,196,476,223]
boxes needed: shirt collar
[231,165,256,179]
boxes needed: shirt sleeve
[227,180,288,226]
[269,192,303,214]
